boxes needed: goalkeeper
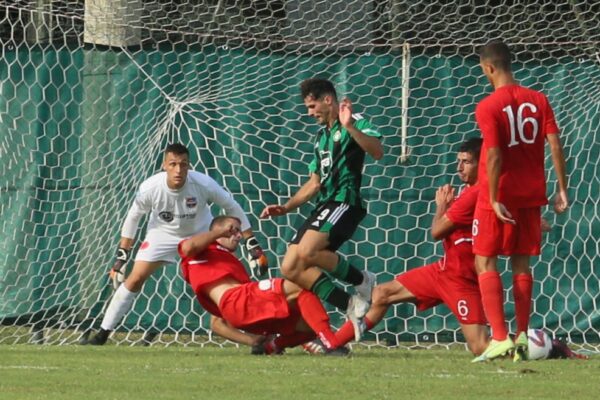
[83,143,268,345]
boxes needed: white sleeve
[121,190,152,239]
[205,177,252,232]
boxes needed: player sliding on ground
[82,143,268,345]
[178,215,348,356]
[260,78,384,340]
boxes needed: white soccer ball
[527,329,553,360]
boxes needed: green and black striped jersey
[308,114,381,208]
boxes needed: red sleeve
[542,95,559,135]
[446,186,478,226]
[476,100,501,148]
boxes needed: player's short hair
[164,143,189,157]
[300,78,338,101]
[458,138,483,161]
[478,40,512,71]
[209,215,242,230]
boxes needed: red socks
[297,290,341,349]
[478,271,508,340]
[335,317,375,346]
[513,273,533,336]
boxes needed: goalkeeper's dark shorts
[290,201,366,251]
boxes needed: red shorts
[472,206,541,256]
[219,278,300,336]
[397,262,486,325]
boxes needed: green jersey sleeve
[354,117,382,138]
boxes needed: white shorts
[135,230,189,264]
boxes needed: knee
[280,259,300,281]
[295,243,318,265]
[124,274,146,292]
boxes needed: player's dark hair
[164,143,189,157]
[479,40,512,71]
[210,215,241,230]
[300,78,338,101]
[459,138,483,161]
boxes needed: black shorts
[290,201,366,251]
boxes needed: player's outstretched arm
[547,134,569,214]
[339,98,384,160]
[260,173,321,218]
[210,316,265,347]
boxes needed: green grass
[0,345,598,400]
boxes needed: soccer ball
[527,329,553,360]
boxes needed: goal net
[1,0,598,350]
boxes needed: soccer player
[260,78,384,339]
[179,215,348,356]
[471,41,569,362]
[311,138,488,355]
[83,143,268,345]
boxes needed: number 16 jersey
[475,84,560,210]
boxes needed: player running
[260,78,383,339]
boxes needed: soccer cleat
[351,317,367,342]
[302,339,350,356]
[84,328,111,346]
[324,345,350,357]
[471,337,515,363]
[355,270,376,304]
[513,331,528,362]
[347,295,370,341]
[302,339,325,354]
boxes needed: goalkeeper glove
[109,247,130,289]
[245,236,269,278]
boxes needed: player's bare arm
[339,98,384,160]
[210,315,265,346]
[260,173,321,218]
[547,134,569,214]
[180,223,239,257]
[431,184,456,240]
[487,146,515,224]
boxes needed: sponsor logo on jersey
[158,211,174,222]
[186,197,197,208]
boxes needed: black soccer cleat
[84,328,111,345]
[324,345,351,357]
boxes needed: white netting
[0,0,598,350]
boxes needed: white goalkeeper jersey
[121,170,251,239]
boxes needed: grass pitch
[1,344,598,400]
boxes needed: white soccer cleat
[347,295,370,341]
[355,270,376,304]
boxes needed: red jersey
[441,183,479,282]
[178,242,250,317]
[475,84,559,209]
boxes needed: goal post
[0,0,598,349]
